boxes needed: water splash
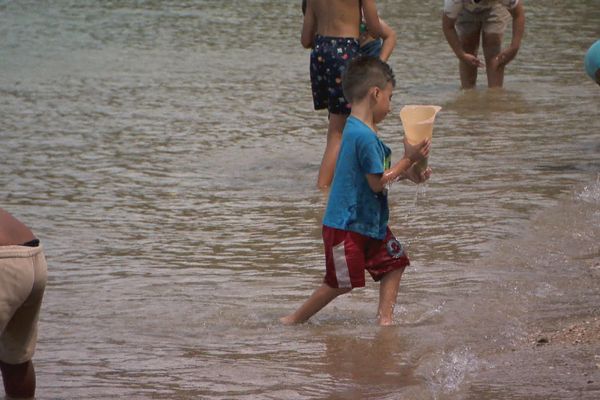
[429,347,480,398]
[575,174,600,205]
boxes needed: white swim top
[443,0,519,19]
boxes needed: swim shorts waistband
[315,34,359,43]
[0,242,44,259]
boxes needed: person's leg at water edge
[457,24,482,89]
[481,5,512,88]
[482,31,504,88]
[317,113,347,189]
[377,268,405,326]
[279,283,351,325]
[0,360,35,399]
[365,228,410,326]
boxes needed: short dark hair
[302,0,307,15]
[342,56,396,103]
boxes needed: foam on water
[576,174,600,205]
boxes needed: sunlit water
[1,0,599,399]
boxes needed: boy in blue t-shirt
[281,57,431,326]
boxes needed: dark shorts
[322,226,410,289]
[310,35,359,115]
[359,38,383,58]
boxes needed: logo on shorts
[386,238,404,259]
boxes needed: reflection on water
[1,0,599,399]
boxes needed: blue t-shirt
[323,116,391,240]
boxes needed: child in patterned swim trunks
[301,0,383,189]
[281,57,432,326]
[442,0,525,88]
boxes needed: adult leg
[280,283,351,325]
[458,30,481,89]
[0,360,35,399]
[317,113,347,189]
[482,31,504,88]
[377,268,405,326]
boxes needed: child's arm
[366,138,431,193]
[301,0,317,48]
[378,19,397,62]
[442,13,484,68]
[493,3,525,67]
[362,0,383,39]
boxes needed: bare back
[311,0,362,38]
[0,208,35,246]
[302,0,382,47]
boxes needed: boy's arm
[366,139,431,193]
[301,0,317,48]
[378,19,397,62]
[442,13,484,68]
[494,3,525,67]
[362,0,383,39]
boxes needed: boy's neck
[350,102,376,132]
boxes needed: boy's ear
[371,86,380,100]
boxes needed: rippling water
[1,0,599,399]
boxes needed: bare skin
[0,208,35,246]
[301,0,382,47]
[302,0,383,189]
[0,208,37,398]
[0,360,36,399]
[442,3,525,89]
[280,82,430,326]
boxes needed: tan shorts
[0,245,47,364]
[455,4,512,36]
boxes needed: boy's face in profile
[373,82,394,124]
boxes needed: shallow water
[1,0,599,399]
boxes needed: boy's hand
[403,165,432,184]
[403,138,431,164]
[461,52,485,68]
[492,46,519,68]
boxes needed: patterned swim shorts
[310,35,360,115]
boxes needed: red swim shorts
[322,226,410,289]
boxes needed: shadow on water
[442,88,535,117]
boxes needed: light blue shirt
[323,116,391,240]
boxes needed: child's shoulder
[344,117,380,145]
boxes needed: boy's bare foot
[279,315,298,325]
[378,316,395,326]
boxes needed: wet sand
[533,261,600,348]
[534,315,600,346]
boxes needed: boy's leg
[482,31,504,88]
[0,360,36,398]
[317,113,347,189]
[458,30,481,89]
[377,267,405,326]
[280,283,351,325]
